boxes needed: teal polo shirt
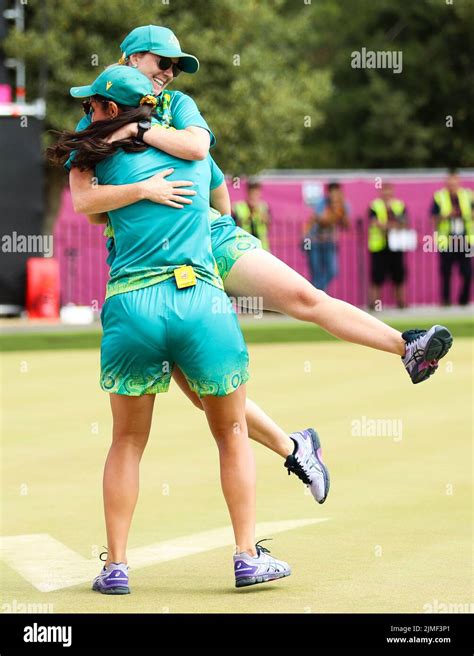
[95,143,223,299]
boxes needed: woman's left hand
[106,123,138,144]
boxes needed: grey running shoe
[402,325,453,384]
[285,428,330,504]
[234,540,291,588]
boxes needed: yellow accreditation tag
[174,265,197,289]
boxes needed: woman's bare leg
[201,385,257,555]
[225,249,405,356]
[172,367,293,459]
[103,393,155,566]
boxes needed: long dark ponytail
[47,98,155,171]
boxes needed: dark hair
[447,167,459,176]
[248,182,262,192]
[47,96,155,171]
[327,181,341,192]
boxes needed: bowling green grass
[1,339,472,613]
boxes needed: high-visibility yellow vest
[233,201,270,251]
[368,198,406,252]
[433,188,473,248]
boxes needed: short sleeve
[209,156,225,190]
[64,114,92,172]
[169,91,216,147]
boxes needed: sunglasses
[155,55,182,78]
[82,97,110,116]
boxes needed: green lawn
[1,314,472,351]
[1,339,471,612]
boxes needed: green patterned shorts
[100,278,249,397]
[210,215,262,282]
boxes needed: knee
[211,420,246,446]
[111,429,150,453]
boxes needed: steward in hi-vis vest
[233,181,270,251]
[432,187,473,250]
[431,171,473,306]
[368,198,406,252]
[368,183,408,309]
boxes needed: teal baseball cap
[70,65,155,107]
[119,25,199,74]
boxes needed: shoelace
[402,329,428,363]
[402,329,425,343]
[403,329,439,367]
[98,547,130,571]
[255,539,273,556]
[285,453,311,485]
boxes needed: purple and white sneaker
[284,428,330,504]
[92,562,130,595]
[234,540,291,588]
[402,325,453,384]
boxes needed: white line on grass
[0,518,329,592]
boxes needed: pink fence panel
[54,171,474,309]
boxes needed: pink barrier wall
[54,172,474,308]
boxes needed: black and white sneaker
[284,428,330,504]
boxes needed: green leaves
[3,0,471,177]
[3,0,330,174]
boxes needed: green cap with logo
[119,25,199,74]
[70,65,155,107]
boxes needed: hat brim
[70,85,94,98]
[148,49,199,74]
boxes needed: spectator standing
[431,169,473,306]
[368,183,409,309]
[233,180,271,251]
[303,181,349,292]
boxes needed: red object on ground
[26,258,60,319]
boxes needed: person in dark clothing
[368,183,409,309]
[431,170,473,306]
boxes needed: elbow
[191,137,210,161]
[191,145,208,161]
[72,195,91,215]
[71,194,84,214]
[72,200,85,214]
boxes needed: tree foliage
[297,0,474,168]
[3,0,329,175]
[3,0,472,179]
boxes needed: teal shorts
[210,215,262,282]
[100,278,249,397]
